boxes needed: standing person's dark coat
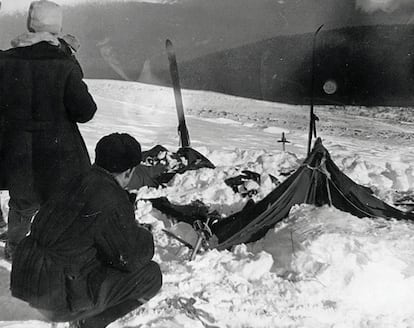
[11,133,162,328]
[0,0,97,258]
[0,41,96,202]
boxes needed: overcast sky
[0,0,172,14]
[2,0,83,13]
[2,0,414,14]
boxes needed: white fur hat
[27,0,63,34]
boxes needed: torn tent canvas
[149,197,210,226]
[127,145,215,190]
[213,138,414,250]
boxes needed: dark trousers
[6,195,39,258]
[40,261,162,328]
[4,132,40,257]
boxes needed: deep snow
[1,80,414,327]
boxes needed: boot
[81,299,143,328]
[68,320,86,328]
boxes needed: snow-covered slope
[1,80,414,327]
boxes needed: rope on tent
[320,155,333,207]
[302,153,333,206]
[326,178,333,207]
[328,178,377,218]
[312,155,377,217]
[300,147,377,217]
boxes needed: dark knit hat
[95,133,142,173]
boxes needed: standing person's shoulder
[2,40,70,62]
[0,45,23,58]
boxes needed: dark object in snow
[225,170,260,190]
[128,145,215,190]
[213,138,414,250]
[150,197,210,225]
[166,39,191,148]
[151,196,252,234]
[165,296,220,328]
[225,170,265,198]
[225,170,285,198]
[393,191,414,212]
[269,174,280,185]
[393,191,414,206]
[279,169,296,177]
[142,145,169,162]
[175,147,215,172]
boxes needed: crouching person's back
[10,133,162,328]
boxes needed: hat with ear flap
[95,133,142,173]
[27,0,63,34]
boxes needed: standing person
[11,133,162,328]
[0,0,97,259]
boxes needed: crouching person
[10,133,162,328]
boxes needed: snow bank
[127,146,414,328]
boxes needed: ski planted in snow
[307,24,324,155]
[166,39,191,148]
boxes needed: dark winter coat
[11,165,155,313]
[0,41,97,200]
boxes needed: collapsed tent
[150,138,414,250]
[212,138,414,250]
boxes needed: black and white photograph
[1,0,414,327]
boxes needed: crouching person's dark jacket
[10,165,155,313]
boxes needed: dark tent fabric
[128,145,215,190]
[213,138,414,250]
[141,145,215,173]
[150,197,210,225]
[127,164,167,190]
